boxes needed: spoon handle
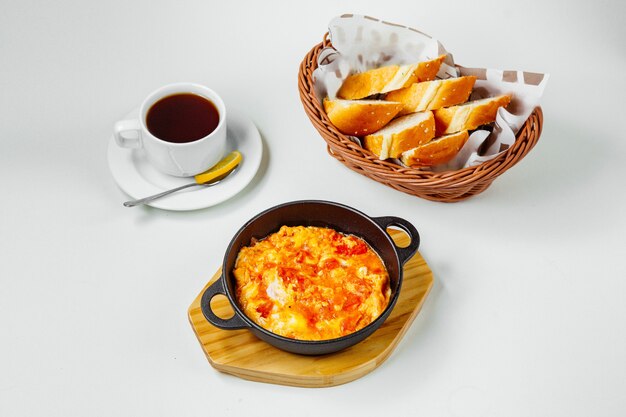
[123,164,237,208]
[123,182,201,207]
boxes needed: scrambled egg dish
[233,226,390,340]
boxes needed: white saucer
[108,107,263,211]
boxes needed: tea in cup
[114,83,227,177]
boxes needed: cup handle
[372,216,421,266]
[114,119,142,149]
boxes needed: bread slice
[401,131,470,167]
[337,55,446,100]
[363,111,435,160]
[434,95,512,135]
[323,98,403,136]
[385,76,477,115]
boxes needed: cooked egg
[233,226,390,340]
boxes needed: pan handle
[200,277,249,330]
[372,216,421,265]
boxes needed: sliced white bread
[385,76,477,115]
[363,111,435,160]
[337,55,446,100]
[401,130,470,167]
[323,98,403,136]
[434,95,512,135]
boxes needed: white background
[1,1,625,416]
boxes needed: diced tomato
[335,244,349,255]
[335,242,367,256]
[295,250,310,263]
[278,266,297,282]
[344,293,362,310]
[256,301,273,318]
[323,258,340,270]
[351,242,368,255]
[279,266,308,291]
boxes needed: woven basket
[298,35,543,203]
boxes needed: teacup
[114,83,227,177]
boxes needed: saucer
[108,107,263,211]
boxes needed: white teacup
[114,83,227,177]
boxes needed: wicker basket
[298,35,543,203]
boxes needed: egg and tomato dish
[233,225,390,340]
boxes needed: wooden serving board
[188,230,433,388]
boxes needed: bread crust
[414,55,446,83]
[401,130,470,167]
[337,55,446,100]
[363,111,435,159]
[323,98,403,136]
[434,95,511,135]
[386,76,476,115]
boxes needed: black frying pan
[201,200,420,355]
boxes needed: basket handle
[372,216,421,265]
[200,277,249,330]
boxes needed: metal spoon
[123,166,238,208]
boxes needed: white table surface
[1,1,625,416]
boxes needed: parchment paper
[312,14,549,170]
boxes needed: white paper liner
[312,14,549,170]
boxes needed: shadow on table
[478,114,617,205]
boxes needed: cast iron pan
[201,200,420,355]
